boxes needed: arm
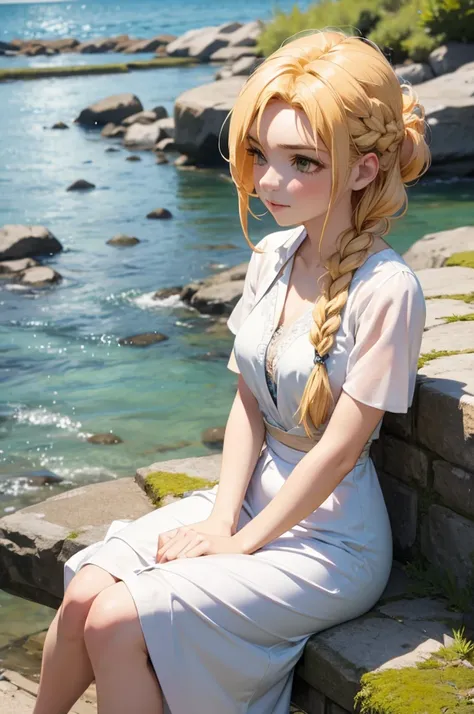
[210,373,265,533]
[233,390,385,554]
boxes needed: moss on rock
[418,348,474,369]
[425,293,474,304]
[144,470,217,507]
[65,530,81,540]
[443,313,474,323]
[355,627,474,713]
[445,251,474,269]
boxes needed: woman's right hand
[155,514,235,563]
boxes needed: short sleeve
[341,270,426,413]
[226,249,261,374]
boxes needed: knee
[61,567,112,639]
[83,585,139,657]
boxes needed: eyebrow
[246,133,319,152]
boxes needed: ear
[349,152,379,191]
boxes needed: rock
[118,332,169,346]
[76,93,143,126]
[153,286,182,299]
[210,46,258,62]
[227,20,263,47]
[425,298,474,329]
[87,433,123,444]
[216,55,263,79]
[149,105,168,120]
[105,146,120,152]
[44,37,79,52]
[415,63,474,175]
[403,226,474,270]
[123,121,163,149]
[174,154,194,167]
[122,35,172,53]
[216,22,243,35]
[416,265,474,297]
[155,151,169,164]
[188,30,229,62]
[0,257,38,274]
[402,226,474,269]
[0,40,16,52]
[107,234,140,246]
[0,225,62,261]
[155,116,174,138]
[394,62,434,85]
[146,208,173,219]
[180,265,244,315]
[125,154,141,161]
[76,37,118,54]
[421,504,474,588]
[19,266,62,287]
[429,42,474,76]
[101,122,126,138]
[174,76,246,165]
[21,469,63,487]
[165,27,211,57]
[122,110,161,126]
[201,426,226,448]
[51,121,69,130]
[155,137,176,152]
[66,179,95,191]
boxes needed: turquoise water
[1,59,474,518]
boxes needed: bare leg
[33,564,120,714]
[84,581,164,714]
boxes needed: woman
[34,29,430,714]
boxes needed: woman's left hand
[156,528,244,563]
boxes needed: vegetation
[258,0,474,64]
[355,627,474,714]
[418,348,474,368]
[144,470,218,507]
[0,57,197,82]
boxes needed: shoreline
[0,56,199,81]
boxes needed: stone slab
[433,458,474,519]
[296,614,444,712]
[135,453,222,490]
[421,320,474,354]
[416,266,474,297]
[0,670,95,713]
[376,597,462,643]
[425,297,474,328]
[403,226,474,270]
[416,372,474,471]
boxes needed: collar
[253,225,307,306]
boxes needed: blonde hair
[224,29,431,437]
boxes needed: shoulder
[348,249,426,322]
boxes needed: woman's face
[247,100,333,227]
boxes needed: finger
[156,528,187,563]
[177,540,209,559]
[162,533,199,563]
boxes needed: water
[1,0,474,675]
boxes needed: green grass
[445,251,474,269]
[0,56,198,82]
[418,348,474,369]
[425,293,474,304]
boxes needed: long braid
[296,102,408,437]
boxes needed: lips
[265,199,289,207]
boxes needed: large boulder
[415,62,474,175]
[402,226,474,270]
[394,62,434,85]
[429,42,474,76]
[227,21,263,47]
[165,28,208,57]
[75,93,144,126]
[174,76,246,165]
[210,46,259,62]
[216,55,264,80]
[123,120,168,149]
[0,225,62,261]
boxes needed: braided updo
[226,29,430,436]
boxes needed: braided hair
[226,29,430,437]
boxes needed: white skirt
[64,444,392,714]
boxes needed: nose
[259,164,283,192]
